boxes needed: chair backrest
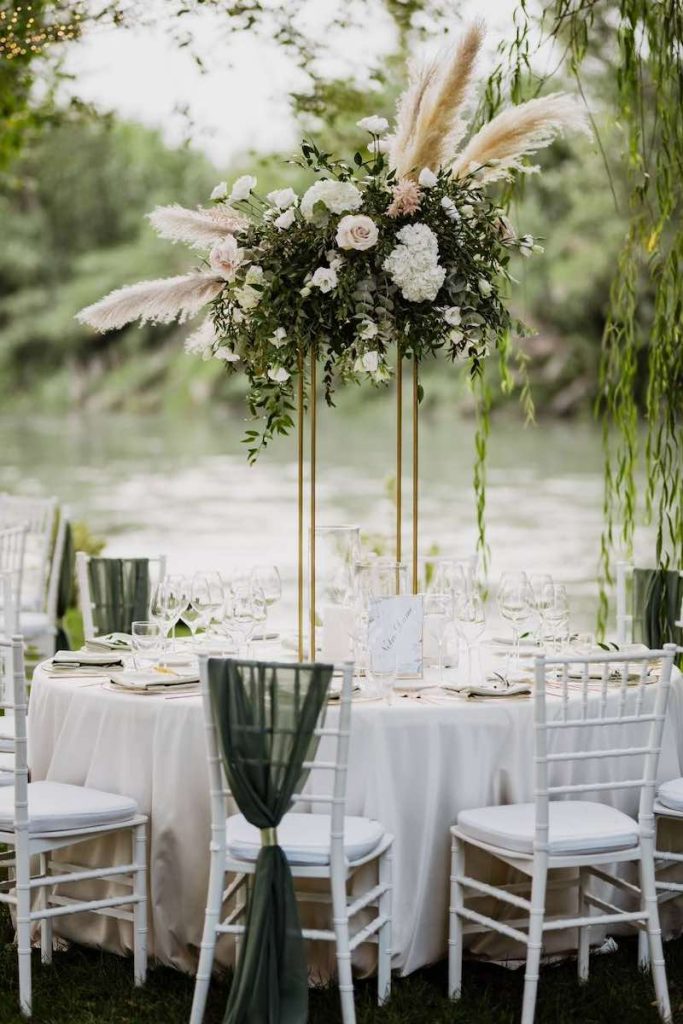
[0,526,28,635]
[0,495,58,612]
[0,636,29,839]
[616,561,683,646]
[76,553,166,639]
[199,657,353,868]
[533,645,678,846]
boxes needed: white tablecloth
[28,660,683,976]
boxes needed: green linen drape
[633,568,683,654]
[55,521,74,651]
[208,658,334,1024]
[87,558,151,636]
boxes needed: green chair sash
[208,658,333,1024]
[87,558,151,636]
[55,521,74,652]
[633,568,683,651]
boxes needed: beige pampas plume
[391,20,485,178]
[450,93,591,182]
[147,205,247,248]
[76,272,225,332]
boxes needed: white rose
[268,366,290,383]
[440,197,460,222]
[229,175,257,203]
[214,346,240,363]
[355,351,380,373]
[274,208,296,230]
[209,236,243,281]
[443,306,461,327]
[210,181,228,201]
[418,168,438,188]
[310,266,339,293]
[358,320,378,340]
[478,277,492,297]
[271,327,287,348]
[461,204,475,219]
[300,180,363,222]
[336,214,378,252]
[357,115,389,135]
[245,264,264,285]
[266,187,297,209]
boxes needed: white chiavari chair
[0,526,28,637]
[0,496,57,614]
[0,635,148,1017]
[449,644,678,1024]
[189,658,393,1024]
[76,553,166,640]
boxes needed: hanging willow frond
[147,205,247,248]
[76,273,225,332]
[451,93,590,182]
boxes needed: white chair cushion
[0,751,15,785]
[657,778,683,812]
[18,611,54,639]
[457,801,639,856]
[226,812,385,866]
[0,781,138,834]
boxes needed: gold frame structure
[297,355,419,660]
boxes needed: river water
[0,398,655,633]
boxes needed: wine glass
[497,572,532,668]
[161,574,186,650]
[190,572,225,643]
[454,592,486,685]
[529,573,554,644]
[251,565,281,637]
[149,581,175,660]
[423,593,453,682]
[180,576,206,643]
[543,583,570,654]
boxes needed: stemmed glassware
[542,583,570,653]
[423,593,453,682]
[528,573,554,644]
[453,591,486,685]
[190,573,225,645]
[149,578,183,656]
[497,571,532,668]
[251,565,281,637]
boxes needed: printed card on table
[368,595,423,678]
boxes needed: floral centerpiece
[77,22,588,461]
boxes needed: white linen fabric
[457,801,639,855]
[0,781,138,833]
[225,812,385,866]
[27,663,683,976]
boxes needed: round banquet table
[28,656,683,977]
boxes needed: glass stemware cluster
[496,571,569,666]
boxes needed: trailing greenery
[480,0,683,632]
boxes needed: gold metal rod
[297,348,305,661]
[309,346,317,661]
[412,359,419,594]
[396,355,403,592]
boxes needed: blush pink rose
[336,214,379,251]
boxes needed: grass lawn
[1,908,682,1024]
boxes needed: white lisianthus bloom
[271,327,287,348]
[229,175,257,203]
[478,277,492,297]
[358,320,378,340]
[274,208,296,230]
[418,168,438,188]
[268,366,290,383]
[300,180,363,222]
[214,346,240,363]
[354,350,380,373]
[245,265,264,285]
[209,236,243,281]
[210,181,228,201]
[443,306,462,327]
[383,223,446,303]
[336,214,378,251]
[356,115,389,134]
[440,197,460,222]
[266,187,297,209]
[310,266,339,293]
[368,139,390,155]
[461,204,475,219]
[449,329,464,344]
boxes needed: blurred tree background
[0,0,655,419]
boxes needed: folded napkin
[444,681,532,700]
[327,681,362,701]
[84,633,132,652]
[51,650,124,669]
[109,668,199,692]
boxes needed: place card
[368,595,423,677]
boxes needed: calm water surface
[0,398,655,633]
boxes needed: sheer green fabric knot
[260,827,278,847]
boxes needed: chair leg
[16,850,32,1017]
[39,854,53,966]
[640,840,672,1022]
[377,846,392,1006]
[521,858,548,1024]
[638,926,651,970]
[448,833,465,1000]
[189,846,226,1024]
[331,866,355,1024]
[234,873,247,967]
[577,868,589,982]
[133,823,148,987]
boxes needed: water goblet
[543,583,570,654]
[454,592,486,685]
[528,573,554,643]
[251,565,281,636]
[497,571,532,668]
[191,572,225,643]
[423,592,453,682]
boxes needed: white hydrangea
[300,180,363,222]
[383,223,446,303]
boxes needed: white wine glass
[454,592,486,685]
[497,572,532,668]
[423,592,453,682]
[251,565,281,637]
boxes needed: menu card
[368,595,424,677]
